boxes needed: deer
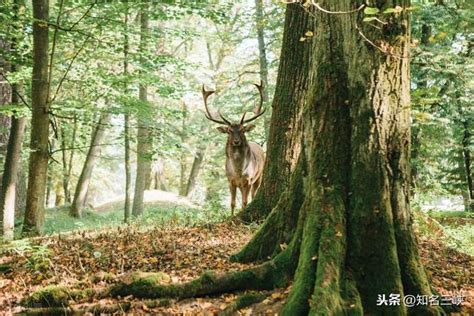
[202,82,266,216]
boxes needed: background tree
[22,0,50,236]
[132,1,152,217]
[70,112,111,218]
[0,0,27,240]
[411,0,473,211]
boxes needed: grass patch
[427,210,473,219]
[5,201,231,239]
[416,209,474,256]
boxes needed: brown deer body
[202,82,266,216]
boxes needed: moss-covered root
[281,204,320,316]
[22,299,171,315]
[22,285,94,308]
[110,249,295,300]
[395,223,446,316]
[232,157,305,263]
[219,291,268,316]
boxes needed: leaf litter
[0,220,472,314]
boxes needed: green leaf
[363,17,378,22]
[364,7,380,15]
[383,8,396,14]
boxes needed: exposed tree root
[219,291,268,316]
[232,156,305,263]
[109,244,298,300]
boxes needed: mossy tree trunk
[238,3,314,222]
[22,0,50,236]
[33,1,444,315]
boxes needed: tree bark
[461,118,473,211]
[254,0,270,138]
[22,0,50,236]
[132,1,151,217]
[183,148,205,197]
[60,115,77,204]
[0,0,26,240]
[70,113,110,218]
[105,1,445,315]
[123,0,132,223]
[0,113,26,240]
[0,37,11,171]
[238,1,313,222]
[179,103,187,196]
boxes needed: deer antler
[240,80,266,125]
[202,85,231,125]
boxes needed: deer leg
[230,183,237,216]
[241,184,249,210]
[251,178,261,199]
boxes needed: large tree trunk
[132,2,151,217]
[70,113,110,218]
[22,0,50,236]
[238,0,312,222]
[108,2,444,315]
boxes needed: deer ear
[216,126,229,134]
[243,124,256,132]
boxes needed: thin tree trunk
[132,1,151,217]
[60,115,77,204]
[179,103,187,196]
[151,159,168,191]
[0,0,26,240]
[461,119,473,211]
[0,37,11,172]
[70,113,110,218]
[254,0,270,138]
[0,114,26,240]
[123,0,132,223]
[184,149,205,197]
[22,0,50,236]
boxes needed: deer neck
[227,141,250,174]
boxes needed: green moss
[282,202,320,316]
[23,286,70,307]
[22,285,97,308]
[111,248,295,301]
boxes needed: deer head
[202,81,265,147]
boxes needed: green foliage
[411,0,473,199]
[36,202,231,236]
[413,208,473,256]
[2,239,52,272]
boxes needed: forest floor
[0,212,473,315]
